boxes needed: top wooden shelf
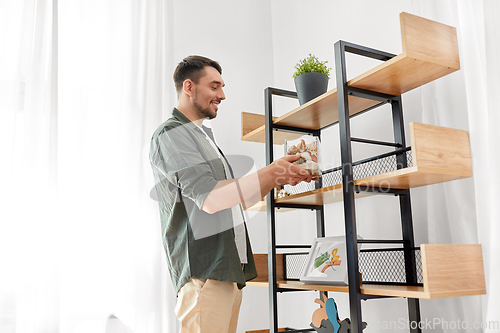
[241,12,460,144]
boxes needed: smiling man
[149,55,313,333]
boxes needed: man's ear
[183,79,194,98]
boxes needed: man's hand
[202,153,317,214]
[270,153,314,186]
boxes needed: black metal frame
[263,85,338,332]
[264,40,422,333]
[335,40,421,333]
[265,88,326,333]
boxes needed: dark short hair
[173,55,222,95]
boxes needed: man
[150,55,313,333]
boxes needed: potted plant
[293,54,332,105]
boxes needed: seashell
[307,141,317,153]
[287,145,299,155]
[300,152,312,160]
[296,139,306,152]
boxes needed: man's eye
[212,87,217,90]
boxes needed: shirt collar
[172,107,215,141]
[171,107,193,126]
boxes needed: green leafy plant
[314,251,330,269]
[293,54,331,79]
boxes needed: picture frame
[300,236,359,285]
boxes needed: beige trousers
[174,278,243,333]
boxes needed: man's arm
[202,154,313,214]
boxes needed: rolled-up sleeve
[155,124,219,210]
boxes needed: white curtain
[414,0,500,332]
[57,0,178,331]
[458,0,500,330]
[0,0,59,332]
[0,0,179,332]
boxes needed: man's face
[191,66,226,120]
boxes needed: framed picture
[300,236,356,285]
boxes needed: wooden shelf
[244,122,472,210]
[241,93,380,144]
[249,244,486,299]
[245,188,374,212]
[241,12,460,144]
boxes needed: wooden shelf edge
[406,51,460,71]
[361,284,429,299]
[246,281,271,287]
[267,164,472,207]
[425,289,487,299]
[247,280,485,300]
[355,165,472,189]
[347,52,460,96]
[240,89,380,144]
[247,280,349,294]
[246,280,432,299]
[245,185,374,211]
[241,112,305,144]
[272,88,338,127]
[241,124,265,143]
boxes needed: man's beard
[193,96,216,120]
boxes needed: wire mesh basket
[358,247,423,286]
[284,149,413,196]
[282,247,423,286]
[283,253,309,280]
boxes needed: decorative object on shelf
[301,236,356,285]
[276,188,291,198]
[311,292,367,333]
[285,135,322,178]
[293,54,331,105]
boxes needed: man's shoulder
[151,112,190,142]
[152,116,179,136]
[152,108,197,138]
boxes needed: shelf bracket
[354,185,406,196]
[343,41,397,60]
[351,137,402,148]
[272,124,320,137]
[347,86,397,103]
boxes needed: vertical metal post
[391,96,406,168]
[313,133,326,301]
[334,40,363,333]
[316,207,325,239]
[315,133,326,239]
[391,96,422,333]
[265,88,279,333]
[316,205,326,301]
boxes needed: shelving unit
[242,12,486,333]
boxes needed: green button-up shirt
[149,108,257,293]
